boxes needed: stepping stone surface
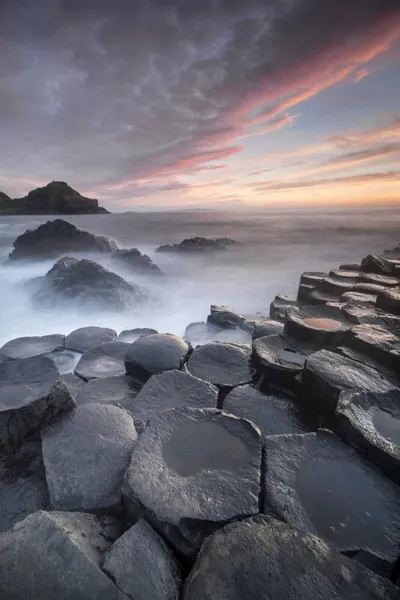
[75,341,130,380]
[0,356,74,456]
[347,324,400,371]
[183,517,399,600]
[65,326,117,352]
[252,319,284,340]
[0,334,64,359]
[103,519,182,600]
[264,430,400,567]
[118,328,158,343]
[284,305,349,347]
[122,407,261,558]
[75,375,143,413]
[377,288,400,316]
[252,335,307,391]
[125,334,191,382]
[187,342,253,388]
[207,305,245,329]
[0,511,125,600]
[42,404,137,512]
[62,373,87,398]
[46,348,82,374]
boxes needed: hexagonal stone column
[125,334,191,382]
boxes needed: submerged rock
[187,342,253,389]
[0,334,64,359]
[0,511,125,600]
[65,326,117,352]
[9,218,115,260]
[183,517,398,600]
[42,403,137,513]
[112,248,163,276]
[264,430,400,572]
[75,341,131,381]
[125,334,191,383]
[156,237,239,253]
[0,356,74,456]
[122,407,261,560]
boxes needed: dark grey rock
[9,218,115,261]
[122,407,261,560]
[307,287,340,305]
[270,295,297,322]
[347,324,400,372]
[75,375,143,414]
[284,305,350,347]
[361,272,400,287]
[156,237,239,254]
[329,269,362,283]
[65,326,117,352]
[318,276,354,297]
[211,328,252,344]
[0,334,64,359]
[112,248,163,276]
[103,519,182,600]
[340,291,377,306]
[187,342,253,388]
[0,356,75,456]
[42,403,137,512]
[222,385,316,439]
[119,328,158,343]
[46,348,82,374]
[339,262,362,271]
[341,303,400,329]
[252,334,307,391]
[207,305,245,329]
[335,389,400,485]
[75,341,131,381]
[0,511,126,600]
[132,370,218,432]
[33,257,144,311]
[183,516,399,600]
[302,349,398,416]
[361,255,394,275]
[377,288,400,316]
[125,334,191,383]
[252,319,284,340]
[353,282,392,296]
[297,272,328,302]
[0,437,49,533]
[264,430,400,570]
[62,373,87,399]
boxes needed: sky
[0,0,399,211]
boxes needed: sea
[0,205,398,347]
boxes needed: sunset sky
[1,0,399,210]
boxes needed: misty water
[0,206,399,348]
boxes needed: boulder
[297,272,327,302]
[335,389,400,485]
[9,218,115,260]
[125,334,191,383]
[361,254,393,275]
[132,370,218,432]
[222,385,316,439]
[112,248,163,276]
[340,291,377,306]
[119,328,158,343]
[32,257,144,311]
[264,430,400,572]
[0,511,126,600]
[0,334,64,359]
[252,319,284,340]
[187,342,253,389]
[284,305,350,347]
[347,324,400,372]
[269,295,297,322]
[103,519,182,600]
[65,326,117,352]
[41,403,137,513]
[252,334,307,391]
[0,436,49,533]
[156,237,239,254]
[302,349,398,416]
[75,375,143,413]
[207,305,245,329]
[122,407,261,560]
[75,341,131,381]
[376,288,400,316]
[183,517,399,600]
[0,356,74,456]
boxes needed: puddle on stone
[372,408,400,446]
[303,318,342,330]
[296,457,392,549]
[276,348,306,366]
[163,420,249,476]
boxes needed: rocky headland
[0,231,399,598]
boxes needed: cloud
[354,68,370,82]
[254,170,400,192]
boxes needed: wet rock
[187,342,253,389]
[361,272,400,287]
[75,375,143,414]
[156,237,239,254]
[0,356,74,456]
[0,511,125,600]
[112,248,163,276]
[9,218,116,261]
[119,328,158,343]
[335,389,400,485]
[297,272,328,302]
[125,334,191,383]
[307,287,340,305]
[376,288,400,316]
[133,370,217,432]
[264,430,400,571]
[183,517,398,600]
[184,322,221,346]
[302,349,398,416]
[340,303,400,330]
[329,269,362,283]
[340,291,377,306]
[347,324,400,372]
[33,257,144,311]
[339,262,362,271]
[42,403,137,512]
[211,328,252,344]
[0,333,64,359]
[63,373,87,398]
[252,334,307,391]
[46,348,82,374]
[353,282,392,296]
[122,407,261,560]
[75,341,131,381]
[222,385,316,439]
[270,295,297,322]
[65,326,117,352]
[252,319,284,340]
[316,277,354,297]
[0,437,49,533]
[103,519,182,600]
[361,254,393,275]
[284,305,350,347]
[207,305,245,329]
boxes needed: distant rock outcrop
[156,237,239,254]
[112,248,163,276]
[9,219,117,260]
[0,181,109,215]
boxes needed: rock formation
[156,237,239,253]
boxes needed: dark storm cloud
[0,0,399,202]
